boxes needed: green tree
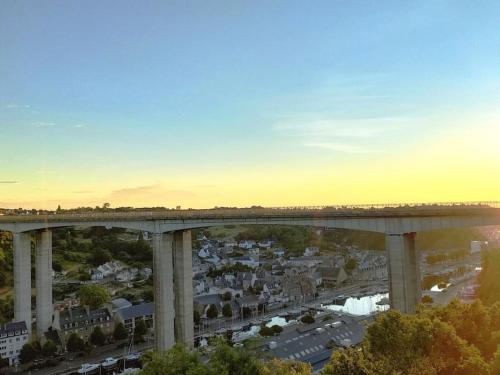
[41,339,57,357]
[301,314,315,324]
[89,248,112,266]
[90,326,107,346]
[259,325,274,337]
[139,344,207,375]
[261,358,312,375]
[19,342,39,364]
[66,333,85,353]
[222,303,232,318]
[421,295,434,304]
[271,325,283,335]
[206,304,218,319]
[345,258,357,271]
[223,291,232,301]
[209,340,261,375]
[321,348,378,375]
[78,284,110,309]
[194,310,201,325]
[113,322,129,341]
[135,319,148,338]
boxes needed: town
[0,220,494,374]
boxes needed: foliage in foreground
[139,341,311,375]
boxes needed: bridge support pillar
[36,230,52,342]
[13,232,32,334]
[386,232,420,314]
[153,232,175,351]
[174,230,194,347]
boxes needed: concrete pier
[36,230,53,341]
[173,230,194,347]
[13,232,32,333]
[386,232,421,314]
[153,232,175,351]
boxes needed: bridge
[0,202,499,352]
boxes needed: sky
[1,1,500,209]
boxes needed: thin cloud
[72,190,93,194]
[305,142,376,154]
[3,104,31,109]
[32,121,56,128]
[0,181,19,184]
[73,124,86,129]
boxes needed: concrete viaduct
[0,203,499,352]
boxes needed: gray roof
[195,294,221,306]
[118,302,154,320]
[0,321,27,335]
[60,308,110,327]
[112,298,133,309]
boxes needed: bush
[301,314,315,324]
[66,333,85,353]
[206,304,218,319]
[113,322,129,341]
[271,325,283,335]
[42,340,57,357]
[90,326,106,346]
[421,295,434,304]
[259,325,274,337]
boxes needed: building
[304,247,320,257]
[319,267,348,287]
[53,306,113,345]
[115,303,154,333]
[0,321,29,366]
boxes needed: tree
[135,319,148,338]
[301,314,315,324]
[89,248,112,266]
[223,291,232,301]
[90,326,106,346]
[321,348,378,375]
[19,342,39,364]
[259,325,274,337]
[261,359,312,375]
[222,303,233,318]
[42,339,57,357]
[194,310,201,325]
[345,258,357,272]
[209,340,261,375]
[66,333,85,353]
[421,295,434,304]
[78,284,110,309]
[206,304,218,319]
[113,322,129,341]
[139,344,207,375]
[271,325,283,335]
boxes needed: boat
[77,363,100,375]
[101,357,120,374]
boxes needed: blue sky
[1,1,500,208]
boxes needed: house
[304,247,320,257]
[319,267,348,287]
[97,261,124,278]
[0,321,29,366]
[230,256,259,269]
[140,267,153,279]
[238,240,256,249]
[236,272,256,290]
[194,294,223,318]
[115,303,154,333]
[115,268,139,282]
[90,269,104,281]
[53,306,113,345]
[273,248,285,258]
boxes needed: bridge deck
[1,202,499,223]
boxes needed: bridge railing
[0,201,499,222]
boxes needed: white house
[0,321,29,366]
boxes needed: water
[266,316,296,327]
[322,293,389,315]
